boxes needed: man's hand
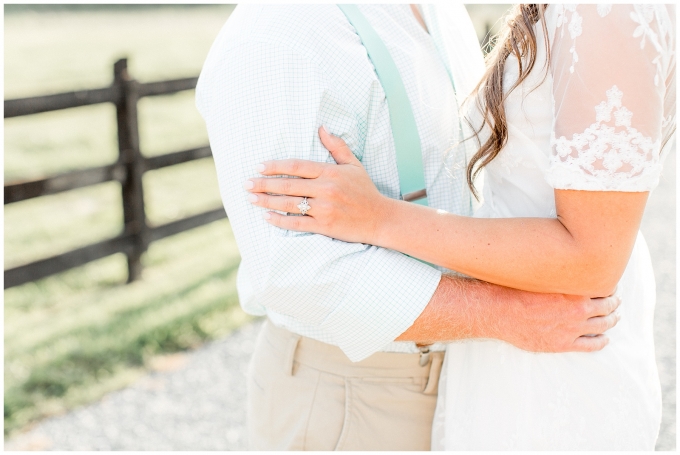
[489,285,621,352]
[397,275,621,352]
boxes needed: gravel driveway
[5,321,262,451]
[6,154,675,451]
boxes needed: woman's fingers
[248,193,311,215]
[253,127,360,181]
[263,211,317,233]
[319,126,360,165]
[244,177,316,197]
[257,159,325,178]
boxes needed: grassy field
[3,5,252,437]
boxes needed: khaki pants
[247,319,444,451]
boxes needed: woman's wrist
[370,196,402,248]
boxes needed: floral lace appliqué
[555,4,668,82]
[554,5,582,73]
[597,4,612,17]
[555,5,613,73]
[548,85,662,191]
[630,5,667,86]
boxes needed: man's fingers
[257,159,325,178]
[570,334,610,352]
[319,126,359,165]
[584,312,621,335]
[249,193,310,215]
[587,294,622,317]
[245,177,316,197]
[263,211,317,232]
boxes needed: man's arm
[196,31,441,362]
[397,275,621,352]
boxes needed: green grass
[3,5,250,438]
[4,220,252,435]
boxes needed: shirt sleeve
[196,39,442,362]
[545,4,674,192]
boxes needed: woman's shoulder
[547,4,674,47]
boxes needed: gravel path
[6,154,675,451]
[5,321,263,451]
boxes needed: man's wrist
[468,280,513,341]
[450,276,502,340]
[397,274,501,343]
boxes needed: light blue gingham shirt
[196,4,484,361]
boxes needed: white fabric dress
[432,4,675,450]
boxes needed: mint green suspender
[337,5,428,206]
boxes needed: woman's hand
[244,126,394,244]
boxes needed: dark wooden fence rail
[4,58,227,289]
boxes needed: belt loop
[284,332,302,376]
[422,352,444,395]
[417,344,431,367]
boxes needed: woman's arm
[375,188,647,297]
[246,128,647,297]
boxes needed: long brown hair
[466,4,548,199]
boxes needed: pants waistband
[262,319,443,394]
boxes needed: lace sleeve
[546,4,675,192]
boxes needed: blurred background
[4,4,675,451]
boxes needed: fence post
[114,58,148,282]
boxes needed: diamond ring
[297,197,311,216]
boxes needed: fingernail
[256,163,266,173]
[243,180,254,190]
[321,125,329,134]
[247,194,258,203]
[263,212,271,220]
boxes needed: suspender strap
[338,4,428,206]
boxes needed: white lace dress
[432,5,675,450]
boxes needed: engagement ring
[297,197,311,216]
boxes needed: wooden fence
[4,58,226,289]
[4,25,497,290]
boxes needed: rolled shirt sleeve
[196,35,441,361]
